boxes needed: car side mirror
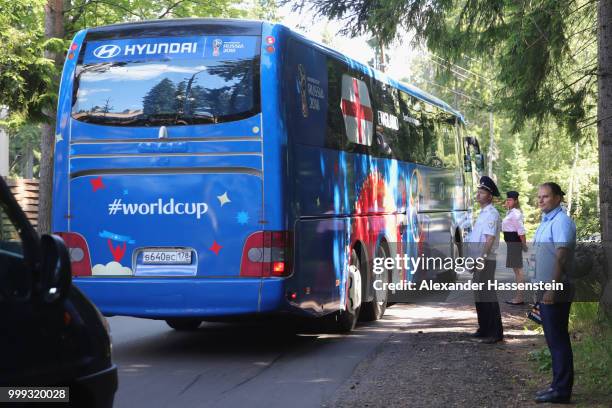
[38,234,72,303]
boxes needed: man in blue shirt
[533,182,576,404]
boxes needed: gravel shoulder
[324,301,552,408]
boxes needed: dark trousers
[540,302,573,396]
[474,260,503,338]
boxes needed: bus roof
[81,18,464,123]
[85,18,263,39]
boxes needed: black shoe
[480,336,504,344]
[535,387,553,396]
[534,390,571,404]
[471,331,485,338]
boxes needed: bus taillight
[240,231,292,277]
[56,232,92,277]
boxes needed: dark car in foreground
[0,177,117,407]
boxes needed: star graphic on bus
[217,192,231,206]
[90,176,105,192]
[236,211,249,225]
[55,133,63,143]
[209,240,222,255]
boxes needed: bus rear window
[72,36,260,126]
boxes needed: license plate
[142,250,192,265]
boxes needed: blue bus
[52,19,482,331]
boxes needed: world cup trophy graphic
[298,64,309,118]
[212,39,223,57]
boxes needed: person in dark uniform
[502,191,528,305]
[467,176,503,344]
[533,182,576,403]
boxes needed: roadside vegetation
[528,302,612,402]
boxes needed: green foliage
[528,347,552,372]
[529,303,612,397]
[246,0,280,21]
[294,0,598,144]
[569,303,611,395]
[400,32,599,238]
[497,134,537,234]
[0,0,56,122]
[64,0,256,36]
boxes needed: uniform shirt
[502,208,526,235]
[466,203,501,258]
[534,206,576,283]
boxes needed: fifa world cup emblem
[212,39,223,57]
[298,64,309,118]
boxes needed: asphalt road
[108,315,397,408]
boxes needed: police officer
[533,182,576,403]
[467,176,503,344]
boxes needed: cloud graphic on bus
[92,261,133,276]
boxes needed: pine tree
[500,135,536,235]
[142,78,177,116]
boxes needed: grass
[527,302,612,403]
[569,303,612,394]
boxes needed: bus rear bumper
[73,277,286,318]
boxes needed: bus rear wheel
[165,318,202,331]
[360,244,389,321]
[333,248,363,332]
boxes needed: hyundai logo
[93,44,121,59]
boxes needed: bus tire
[165,318,202,331]
[360,244,389,321]
[333,248,363,332]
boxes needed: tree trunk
[598,0,612,317]
[22,143,34,179]
[567,143,579,213]
[379,42,386,72]
[0,108,8,177]
[39,0,64,233]
[488,111,495,179]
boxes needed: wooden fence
[1,178,39,238]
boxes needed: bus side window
[439,114,459,169]
[410,97,427,164]
[421,103,441,167]
[396,92,417,163]
[325,58,345,151]
[370,80,400,159]
[334,66,371,155]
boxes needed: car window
[0,201,23,256]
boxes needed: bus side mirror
[474,154,485,173]
[463,154,472,172]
